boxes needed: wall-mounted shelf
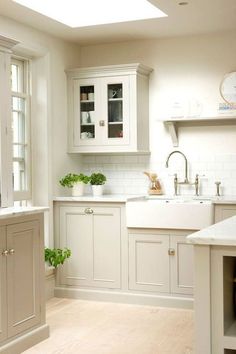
[162,116,236,147]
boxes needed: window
[11,58,31,201]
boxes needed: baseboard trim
[54,287,193,309]
[0,324,49,354]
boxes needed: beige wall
[80,31,236,156]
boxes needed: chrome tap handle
[215,181,221,197]
[194,174,205,196]
[174,173,178,196]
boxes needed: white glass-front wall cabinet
[66,63,153,153]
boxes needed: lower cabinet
[128,231,194,295]
[58,205,121,289]
[0,213,48,352]
[215,204,236,223]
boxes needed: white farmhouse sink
[126,198,213,230]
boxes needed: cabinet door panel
[214,205,236,223]
[129,233,169,293]
[7,220,40,337]
[170,235,194,295]
[93,208,121,288]
[73,78,101,147]
[0,227,7,343]
[101,76,130,146]
[59,207,93,286]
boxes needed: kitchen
[0,0,236,353]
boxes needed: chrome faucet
[165,150,189,184]
[165,150,201,196]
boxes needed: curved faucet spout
[165,150,189,183]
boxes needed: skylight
[12,0,167,28]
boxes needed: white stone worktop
[187,215,236,246]
[53,195,142,203]
[53,194,236,204]
[0,206,49,219]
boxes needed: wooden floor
[24,298,194,354]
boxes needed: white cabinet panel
[128,231,194,296]
[129,233,170,292]
[59,205,121,289]
[7,220,40,337]
[215,205,236,223]
[170,235,194,295]
[0,227,7,342]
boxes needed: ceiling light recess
[12,0,167,28]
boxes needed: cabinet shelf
[80,100,94,103]
[108,122,123,125]
[108,98,123,102]
[162,116,236,147]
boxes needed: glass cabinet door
[79,84,95,141]
[104,76,130,146]
[107,83,123,139]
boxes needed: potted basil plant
[89,172,106,196]
[59,173,90,196]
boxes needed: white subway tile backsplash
[81,153,236,197]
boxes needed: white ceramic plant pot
[72,182,84,196]
[92,185,104,196]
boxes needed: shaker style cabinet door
[0,227,7,343]
[170,235,194,295]
[59,206,121,289]
[7,220,41,337]
[128,233,170,293]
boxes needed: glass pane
[12,97,26,144]
[108,124,123,138]
[108,83,123,139]
[11,63,23,92]
[13,144,25,159]
[80,85,95,140]
[13,160,26,191]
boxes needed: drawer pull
[2,250,9,256]
[84,208,94,214]
[9,249,15,255]
[168,248,175,256]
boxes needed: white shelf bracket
[165,121,178,147]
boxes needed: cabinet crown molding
[66,63,153,79]
[0,35,19,53]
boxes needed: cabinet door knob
[84,208,93,214]
[9,249,15,255]
[2,249,9,256]
[168,248,175,256]
[99,120,105,127]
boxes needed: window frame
[11,56,32,202]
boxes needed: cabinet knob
[9,249,15,255]
[99,120,105,127]
[2,249,9,256]
[168,248,175,256]
[84,208,94,214]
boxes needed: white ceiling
[0,0,236,45]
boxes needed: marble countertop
[53,195,143,203]
[0,206,49,219]
[53,194,236,204]
[187,215,236,246]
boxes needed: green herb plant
[89,172,106,185]
[59,173,90,188]
[45,248,71,268]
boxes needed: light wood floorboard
[23,297,194,354]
